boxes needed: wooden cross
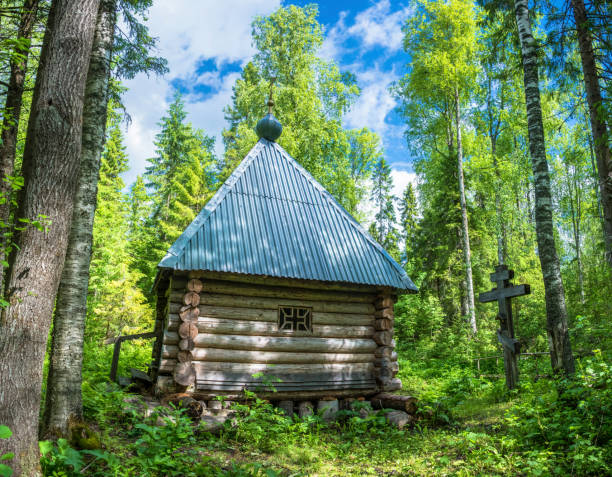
[478,265,530,389]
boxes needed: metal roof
[158,138,417,292]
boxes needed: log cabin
[150,108,418,400]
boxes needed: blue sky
[121,0,416,199]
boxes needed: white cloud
[121,0,280,186]
[347,0,411,52]
[343,67,399,136]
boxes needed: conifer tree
[370,157,398,256]
[399,183,418,267]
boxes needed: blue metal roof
[158,139,417,292]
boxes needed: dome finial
[255,77,282,142]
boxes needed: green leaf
[0,454,13,462]
[38,440,53,456]
[0,427,11,439]
[0,463,12,477]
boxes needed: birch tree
[513,0,575,374]
[0,0,100,474]
[399,0,480,333]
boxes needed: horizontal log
[183,291,200,306]
[159,359,177,374]
[169,290,375,314]
[380,378,402,392]
[175,272,385,295]
[374,308,393,320]
[375,318,392,331]
[179,322,198,340]
[188,388,379,401]
[174,362,195,386]
[167,315,374,338]
[374,331,393,346]
[187,278,203,293]
[193,361,374,376]
[190,333,377,353]
[375,346,393,359]
[168,303,374,326]
[161,346,374,364]
[162,345,178,359]
[196,381,376,392]
[163,331,179,345]
[171,279,377,304]
[374,296,395,310]
[179,338,195,351]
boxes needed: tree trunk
[514,0,575,374]
[567,166,585,304]
[571,0,612,269]
[0,0,100,475]
[42,0,116,438]
[0,0,39,293]
[455,87,477,335]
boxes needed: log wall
[156,273,396,395]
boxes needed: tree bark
[514,0,575,374]
[0,0,100,475]
[42,0,116,438]
[0,0,39,293]
[571,0,612,269]
[455,87,477,334]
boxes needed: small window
[278,306,312,332]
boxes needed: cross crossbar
[479,284,530,303]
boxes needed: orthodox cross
[478,265,530,389]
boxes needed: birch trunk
[0,0,39,293]
[514,0,575,374]
[567,166,585,304]
[0,0,99,474]
[571,0,612,269]
[455,87,476,334]
[42,0,116,438]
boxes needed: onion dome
[255,102,282,142]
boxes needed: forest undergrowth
[32,340,611,477]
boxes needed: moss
[69,421,101,450]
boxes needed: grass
[39,345,611,476]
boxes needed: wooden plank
[169,290,376,314]
[168,303,374,326]
[192,361,374,376]
[161,346,374,364]
[190,333,377,353]
[171,278,377,303]
[479,284,531,303]
[167,315,374,338]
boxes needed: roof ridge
[270,142,415,288]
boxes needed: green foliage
[505,352,612,475]
[39,439,114,477]
[0,425,13,477]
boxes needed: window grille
[278,306,312,332]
